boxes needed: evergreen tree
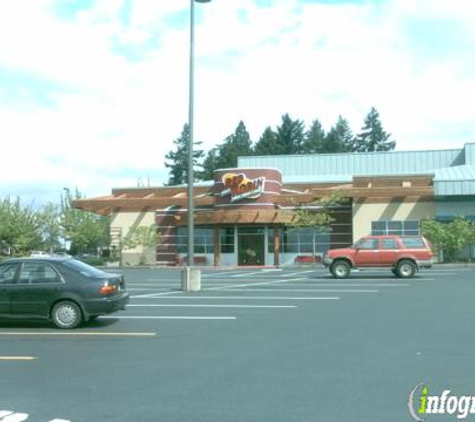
[353,107,396,152]
[165,124,204,186]
[275,114,305,154]
[216,121,253,169]
[254,126,279,155]
[324,116,354,153]
[201,147,218,181]
[200,121,253,180]
[301,119,326,154]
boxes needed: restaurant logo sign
[220,172,266,203]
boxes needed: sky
[0,0,474,206]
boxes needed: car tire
[395,260,416,278]
[330,260,351,278]
[51,301,82,329]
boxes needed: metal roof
[239,148,465,177]
[239,143,475,196]
[283,174,353,184]
[466,143,475,165]
[434,164,475,181]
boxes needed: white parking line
[131,295,340,300]
[145,279,185,282]
[132,290,186,298]
[218,288,379,293]
[268,283,410,287]
[203,271,253,278]
[128,288,175,292]
[128,283,180,287]
[0,412,29,422]
[207,278,307,291]
[0,332,156,337]
[231,271,267,278]
[0,357,37,361]
[279,271,315,277]
[108,316,236,320]
[0,411,69,422]
[317,278,434,281]
[128,304,296,308]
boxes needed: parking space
[0,265,474,421]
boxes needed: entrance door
[238,227,265,266]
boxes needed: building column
[274,225,280,266]
[214,225,220,267]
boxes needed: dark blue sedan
[0,256,129,329]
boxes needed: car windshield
[61,258,106,278]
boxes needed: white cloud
[0,0,474,204]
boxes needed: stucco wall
[110,211,156,265]
[352,200,435,242]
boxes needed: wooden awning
[180,210,296,225]
[72,175,434,215]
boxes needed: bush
[77,256,106,266]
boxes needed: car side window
[359,239,378,250]
[401,237,425,249]
[381,238,398,250]
[19,263,62,284]
[0,264,19,284]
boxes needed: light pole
[187,0,211,268]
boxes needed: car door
[9,262,64,317]
[379,237,399,266]
[353,238,379,266]
[0,263,19,315]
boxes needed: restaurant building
[73,143,475,266]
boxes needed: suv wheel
[52,301,82,329]
[330,260,351,278]
[395,260,416,278]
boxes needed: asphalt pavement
[0,266,474,422]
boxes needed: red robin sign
[220,172,266,203]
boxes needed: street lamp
[187,0,211,267]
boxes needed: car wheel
[396,260,416,278]
[52,301,82,329]
[330,260,351,278]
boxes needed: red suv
[323,235,433,278]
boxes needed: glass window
[0,264,19,284]
[220,227,234,253]
[371,220,420,236]
[371,221,385,232]
[62,258,106,278]
[284,243,299,253]
[299,243,314,253]
[19,262,62,284]
[177,226,214,254]
[381,238,398,249]
[387,221,403,233]
[238,227,265,235]
[401,237,425,249]
[404,221,419,231]
[268,227,331,254]
[356,238,378,250]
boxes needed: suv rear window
[400,237,426,249]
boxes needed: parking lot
[1,265,474,421]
